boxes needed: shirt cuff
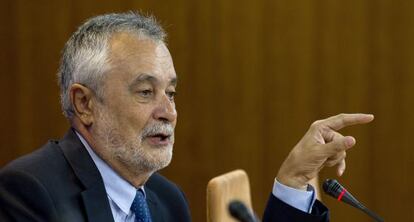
[272,179,316,213]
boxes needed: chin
[131,145,173,173]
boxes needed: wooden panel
[1,0,413,221]
[0,0,18,166]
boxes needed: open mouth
[145,133,172,146]
[152,133,170,141]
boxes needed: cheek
[172,118,177,127]
[105,92,155,133]
[119,106,153,133]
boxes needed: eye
[166,91,176,101]
[138,89,153,97]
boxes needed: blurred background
[1,0,413,221]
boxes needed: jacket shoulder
[1,140,66,177]
[0,141,63,221]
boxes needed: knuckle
[338,113,347,124]
[334,143,344,152]
[311,120,322,128]
[335,147,344,154]
[325,161,335,167]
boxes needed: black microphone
[323,179,384,222]
[228,200,258,222]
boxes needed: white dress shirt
[273,179,316,213]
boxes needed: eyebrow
[129,73,177,89]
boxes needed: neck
[71,118,152,188]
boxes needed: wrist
[276,174,308,191]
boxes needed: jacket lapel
[81,184,114,222]
[59,129,114,222]
[146,187,165,222]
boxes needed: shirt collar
[75,131,144,215]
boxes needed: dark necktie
[131,189,152,222]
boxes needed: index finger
[322,113,374,130]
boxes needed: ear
[70,83,96,126]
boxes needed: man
[0,12,373,222]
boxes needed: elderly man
[0,12,373,222]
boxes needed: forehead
[107,32,176,82]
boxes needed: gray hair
[58,12,166,118]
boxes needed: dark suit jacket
[0,129,329,222]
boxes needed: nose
[152,94,177,123]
